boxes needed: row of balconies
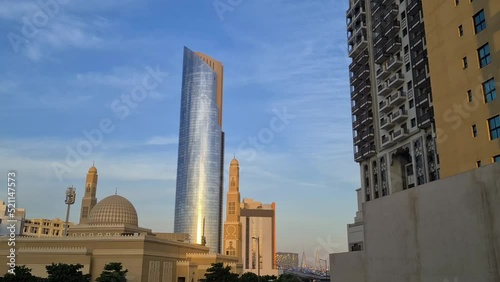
[350,66,370,85]
[348,20,367,41]
[352,111,373,130]
[354,144,376,162]
[349,51,369,72]
[351,79,371,100]
[353,128,375,145]
[381,127,409,147]
[379,90,407,113]
[377,73,404,96]
[417,109,433,128]
[347,6,366,30]
[348,35,368,57]
[376,54,402,79]
[380,109,408,130]
[382,3,399,21]
[352,95,373,114]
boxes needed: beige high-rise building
[240,198,277,277]
[223,158,243,260]
[79,164,98,224]
[422,0,500,178]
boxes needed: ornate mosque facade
[0,165,241,282]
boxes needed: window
[458,25,463,36]
[403,28,408,36]
[228,202,236,215]
[488,115,500,140]
[462,56,468,68]
[405,63,411,72]
[477,43,491,68]
[467,90,472,102]
[455,0,459,6]
[493,155,500,163]
[483,78,496,103]
[404,45,409,54]
[473,10,486,34]
[472,124,477,137]
[411,118,416,127]
[409,99,414,109]
[476,160,481,167]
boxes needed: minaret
[223,157,242,261]
[79,164,98,224]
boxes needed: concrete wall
[332,163,500,282]
[330,251,365,282]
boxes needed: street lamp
[64,186,76,236]
[252,236,260,281]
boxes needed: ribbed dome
[88,195,138,226]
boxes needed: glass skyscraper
[174,46,224,253]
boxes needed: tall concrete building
[174,46,225,253]
[79,164,98,224]
[223,158,243,260]
[422,0,500,178]
[347,0,439,203]
[346,0,441,250]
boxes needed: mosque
[0,165,241,282]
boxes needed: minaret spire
[223,157,242,262]
[79,164,98,224]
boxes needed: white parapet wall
[331,162,500,282]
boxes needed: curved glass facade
[174,47,223,253]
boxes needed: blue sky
[0,0,359,264]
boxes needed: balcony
[381,134,393,147]
[386,37,402,53]
[386,54,402,72]
[414,69,427,86]
[352,95,372,114]
[375,49,390,64]
[377,81,392,96]
[372,3,386,15]
[348,35,368,57]
[377,65,391,80]
[417,110,433,128]
[353,134,362,145]
[389,90,406,106]
[412,49,427,67]
[380,116,394,130]
[391,109,408,123]
[383,20,401,36]
[379,99,392,113]
[387,72,404,89]
[392,128,409,142]
[355,144,376,162]
[360,128,375,141]
[352,112,373,130]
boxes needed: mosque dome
[88,195,138,226]
[230,158,239,165]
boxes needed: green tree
[203,262,239,282]
[261,274,278,281]
[95,262,128,282]
[0,265,45,282]
[239,272,258,282]
[45,263,90,282]
[277,273,302,282]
